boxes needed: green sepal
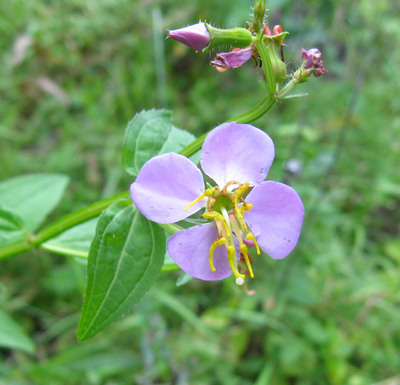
[204,24,254,52]
[262,32,289,84]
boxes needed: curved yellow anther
[184,188,213,211]
[208,237,226,271]
[246,232,260,255]
[232,182,250,219]
[227,245,245,280]
[240,203,253,216]
[240,244,254,278]
[203,211,231,238]
[222,180,241,193]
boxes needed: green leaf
[77,200,165,341]
[0,309,35,354]
[122,109,195,176]
[0,174,69,232]
[41,218,98,258]
[0,206,27,248]
[282,92,309,99]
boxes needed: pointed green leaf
[282,92,308,99]
[0,309,35,354]
[41,218,98,258]
[0,174,69,232]
[122,109,195,176]
[0,206,27,248]
[77,200,165,341]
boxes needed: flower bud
[168,23,210,52]
[168,22,254,53]
[252,0,267,33]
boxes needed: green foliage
[0,206,26,248]
[0,174,69,232]
[122,109,195,176]
[77,200,165,341]
[0,309,35,354]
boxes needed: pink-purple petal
[130,153,205,224]
[211,45,255,71]
[168,23,210,52]
[200,122,275,188]
[167,222,233,281]
[244,181,304,259]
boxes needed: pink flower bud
[168,23,210,52]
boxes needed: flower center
[185,181,260,285]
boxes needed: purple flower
[211,45,255,72]
[168,23,210,52]
[130,123,304,285]
[301,48,328,77]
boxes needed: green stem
[0,240,32,261]
[179,132,207,158]
[227,94,276,123]
[277,76,300,99]
[180,94,276,157]
[32,191,129,246]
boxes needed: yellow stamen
[184,188,213,211]
[240,244,255,278]
[208,237,226,271]
[229,214,255,278]
[222,180,241,193]
[240,203,253,217]
[246,232,260,255]
[203,211,231,239]
[232,182,250,219]
[229,213,243,242]
[227,245,245,280]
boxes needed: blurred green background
[1,0,400,384]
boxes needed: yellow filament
[232,182,250,219]
[222,180,242,193]
[246,232,260,255]
[237,216,249,233]
[240,244,255,278]
[184,188,213,211]
[227,245,245,280]
[203,211,231,239]
[229,213,243,242]
[208,238,226,271]
[229,212,255,278]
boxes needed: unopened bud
[252,0,266,33]
[168,22,210,52]
[168,22,254,53]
